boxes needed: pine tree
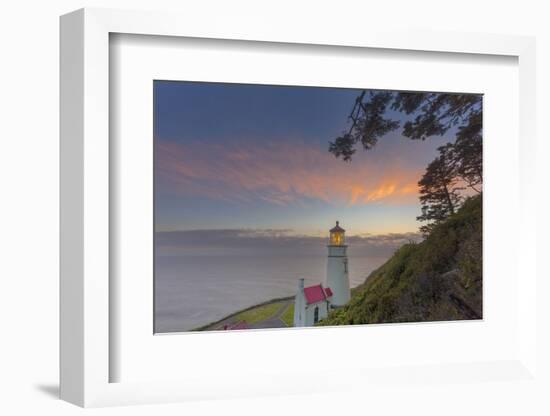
[329,91,482,233]
[416,147,463,235]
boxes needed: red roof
[224,321,250,330]
[304,284,332,305]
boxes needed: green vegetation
[234,301,284,325]
[280,303,294,327]
[319,194,482,325]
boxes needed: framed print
[152,81,483,334]
[60,8,538,408]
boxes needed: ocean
[154,252,388,332]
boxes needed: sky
[154,81,455,239]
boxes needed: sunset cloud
[156,138,421,207]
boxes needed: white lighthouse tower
[325,221,350,307]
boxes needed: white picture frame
[60,7,538,408]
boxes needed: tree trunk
[443,185,455,215]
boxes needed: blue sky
[154,81,454,236]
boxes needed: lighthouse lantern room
[329,221,345,246]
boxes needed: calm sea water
[154,253,388,332]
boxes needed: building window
[314,306,319,323]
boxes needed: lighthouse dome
[330,221,345,233]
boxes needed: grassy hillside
[320,194,482,325]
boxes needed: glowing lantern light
[329,221,345,246]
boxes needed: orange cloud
[155,139,422,206]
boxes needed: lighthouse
[292,221,351,326]
[325,221,350,307]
